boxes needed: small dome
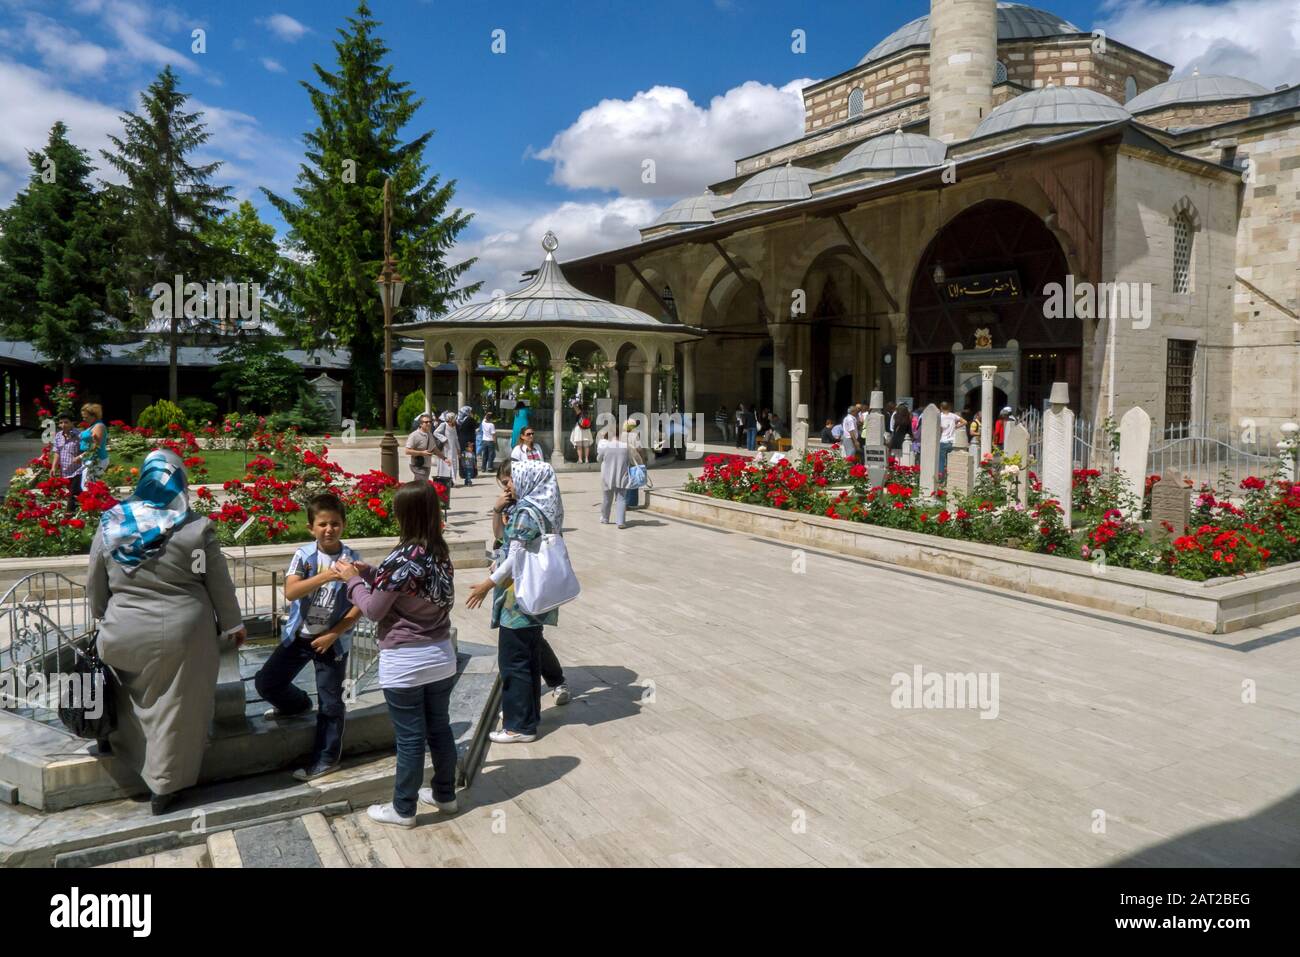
[830,129,947,175]
[648,191,723,229]
[860,3,1080,66]
[1126,72,1270,112]
[973,85,1130,137]
[716,164,820,210]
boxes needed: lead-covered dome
[829,129,947,175]
[647,190,723,229]
[1126,72,1270,112]
[973,84,1130,137]
[860,2,1080,66]
[715,163,820,211]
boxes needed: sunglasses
[522,431,534,437]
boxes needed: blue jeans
[481,441,496,472]
[384,675,459,817]
[939,440,953,477]
[746,427,757,451]
[255,635,349,768]
[499,625,543,735]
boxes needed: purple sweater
[345,566,452,651]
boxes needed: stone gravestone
[865,411,885,447]
[310,373,344,430]
[862,445,888,488]
[1003,422,1031,508]
[1041,385,1074,528]
[792,402,810,459]
[894,446,914,467]
[946,450,972,499]
[1117,406,1152,518]
[1149,469,1190,540]
[919,403,940,495]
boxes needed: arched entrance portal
[907,200,1079,413]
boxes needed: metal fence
[1020,409,1112,472]
[0,572,93,722]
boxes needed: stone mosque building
[553,0,1300,435]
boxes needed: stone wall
[1135,101,1253,131]
[1096,148,1239,430]
[803,54,930,134]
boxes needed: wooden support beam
[711,241,774,322]
[625,260,672,317]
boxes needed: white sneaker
[367,803,416,828]
[552,684,571,705]
[489,729,537,744]
[418,788,459,813]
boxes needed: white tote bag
[513,519,581,616]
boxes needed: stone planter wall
[647,488,1300,635]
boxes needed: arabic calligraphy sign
[937,271,1023,305]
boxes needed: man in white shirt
[840,405,860,460]
[938,401,966,478]
[480,413,498,471]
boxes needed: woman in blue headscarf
[87,449,246,814]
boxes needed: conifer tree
[0,122,119,378]
[265,1,479,424]
[102,66,232,401]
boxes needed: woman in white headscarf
[88,449,246,814]
[465,459,564,743]
[433,411,458,507]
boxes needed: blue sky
[1,0,1295,294]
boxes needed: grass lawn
[109,448,295,485]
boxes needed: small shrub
[178,397,219,427]
[137,399,188,433]
[397,390,427,433]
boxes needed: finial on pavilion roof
[541,230,559,254]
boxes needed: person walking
[88,449,246,815]
[733,405,746,449]
[404,413,441,483]
[715,405,730,444]
[336,482,459,828]
[491,463,569,705]
[480,412,498,471]
[840,405,860,460]
[596,421,641,529]
[51,412,81,512]
[465,460,565,744]
[456,406,478,486]
[434,412,457,501]
[743,404,758,452]
[75,402,109,487]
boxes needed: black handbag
[57,631,119,741]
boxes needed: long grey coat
[88,516,243,795]
[597,439,642,491]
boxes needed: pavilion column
[605,361,620,403]
[681,341,697,414]
[422,341,434,415]
[550,357,566,466]
[454,357,471,410]
[890,313,910,401]
[642,364,654,417]
[768,321,790,425]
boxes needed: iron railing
[0,572,93,722]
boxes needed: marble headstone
[1041,404,1074,528]
[919,403,940,495]
[1149,469,1190,539]
[1117,406,1152,518]
[865,411,886,447]
[1004,422,1031,508]
[862,444,888,488]
[946,450,972,499]
[792,402,810,458]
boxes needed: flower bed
[684,449,1300,582]
[2,424,447,558]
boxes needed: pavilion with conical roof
[399,231,704,465]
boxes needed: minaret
[927,0,997,143]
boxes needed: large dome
[860,2,1080,66]
[647,191,723,229]
[1126,72,1270,112]
[715,163,820,211]
[829,129,947,176]
[973,84,1130,137]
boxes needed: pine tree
[201,200,284,330]
[0,122,119,378]
[265,1,479,425]
[101,66,232,401]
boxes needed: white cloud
[1099,0,1300,89]
[261,13,309,42]
[98,0,201,73]
[12,13,111,76]
[0,59,124,198]
[261,57,285,73]
[454,195,662,299]
[535,78,814,197]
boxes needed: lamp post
[376,179,406,479]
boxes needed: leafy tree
[213,337,304,414]
[200,200,284,326]
[265,1,479,425]
[101,66,232,401]
[0,123,120,377]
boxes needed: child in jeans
[255,493,362,781]
[335,482,459,828]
